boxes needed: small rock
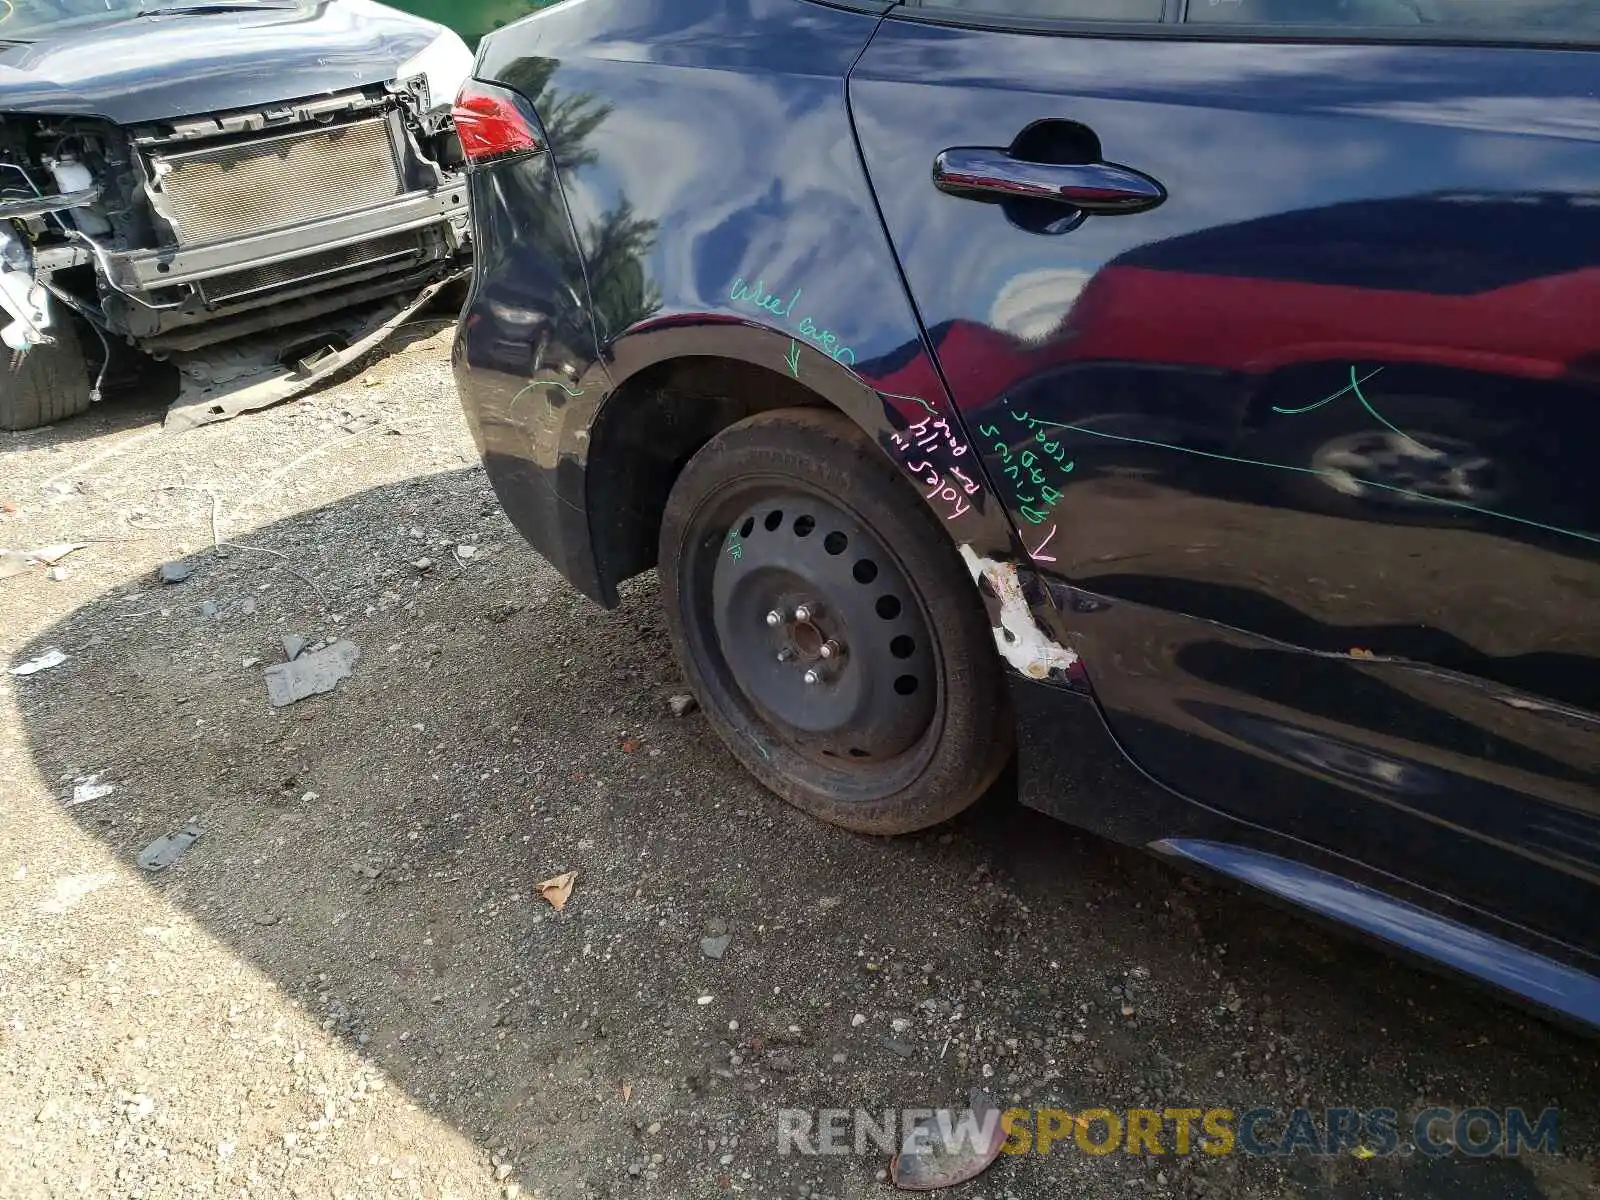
[457,545,477,559]
[493,1163,513,1181]
[890,1018,911,1034]
[818,896,842,911]
[199,600,219,618]
[850,1013,866,1028]
[700,935,731,960]
[667,694,697,717]
[254,912,279,926]
[414,557,435,571]
[879,1038,913,1059]
[281,634,307,662]
[696,995,714,1006]
[240,597,257,616]
[158,559,195,584]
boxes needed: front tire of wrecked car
[659,407,1015,836]
[1,315,92,432]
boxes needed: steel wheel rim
[684,477,941,774]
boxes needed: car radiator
[149,115,406,246]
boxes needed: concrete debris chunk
[263,640,360,707]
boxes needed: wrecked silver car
[1,0,472,431]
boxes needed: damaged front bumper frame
[101,189,466,297]
[19,182,469,427]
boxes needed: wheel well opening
[587,355,830,596]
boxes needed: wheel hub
[781,612,832,661]
[710,493,937,762]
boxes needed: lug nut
[803,668,822,685]
[819,639,841,660]
[776,647,796,663]
[765,609,784,627]
[794,602,818,622]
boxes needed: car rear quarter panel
[472,0,1056,643]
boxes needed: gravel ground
[1,329,1596,1200]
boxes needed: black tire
[1,318,91,432]
[659,407,1013,835]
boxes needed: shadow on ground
[11,469,1596,1199]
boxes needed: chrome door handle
[933,147,1166,215]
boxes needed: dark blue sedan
[450,0,1600,1029]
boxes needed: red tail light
[452,80,542,163]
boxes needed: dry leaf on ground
[538,871,577,911]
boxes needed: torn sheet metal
[136,820,203,872]
[959,545,1078,680]
[262,639,361,707]
[164,272,465,431]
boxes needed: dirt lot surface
[1,330,1596,1200]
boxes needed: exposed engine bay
[1,10,472,431]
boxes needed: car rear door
[848,2,1600,958]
